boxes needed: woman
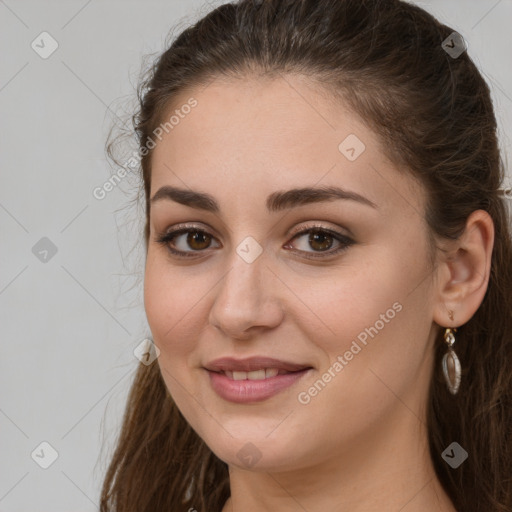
[100,0,512,510]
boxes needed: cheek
[304,246,431,382]
[144,258,173,339]
[143,256,215,438]
[302,262,399,352]
[143,254,201,356]
[292,266,430,446]
[143,258,203,408]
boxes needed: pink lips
[204,356,313,403]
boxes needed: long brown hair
[100,1,512,510]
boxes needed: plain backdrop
[1,0,511,510]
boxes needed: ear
[432,209,495,328]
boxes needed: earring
[442,310,461,395]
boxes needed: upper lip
[204,357,312,373]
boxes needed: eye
[284,224,355,260]
[155,223,354,260]
[155,224,219,258]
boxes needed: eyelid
[165,221,218,236]
[286,221,351,239]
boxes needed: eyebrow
[150,185,378,212]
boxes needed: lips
[204,356,312,374]
[203,357,313,403]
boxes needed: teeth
[225,368,280,380]
[247,369,266,380]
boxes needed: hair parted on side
[100,1,512,511]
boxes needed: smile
[224,368,281,380]
[206,367,312,403]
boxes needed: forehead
[149,74,425,216]
[153,73,359,157]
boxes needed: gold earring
[442,310,461,395]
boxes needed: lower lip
[206,369,312,403]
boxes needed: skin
[144,73,494,512]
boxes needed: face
[144,74,438,472]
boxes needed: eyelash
[155,222,355,261]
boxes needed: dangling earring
[442,310,461,395]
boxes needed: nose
[208,247,284,340]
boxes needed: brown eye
[186,230,212,250]
[307,230,335,251]
[156,224,354,260]
[285,225,355,260]
[155,227,220,257]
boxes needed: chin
[204,434,306,472]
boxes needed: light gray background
[1,1,510,510]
